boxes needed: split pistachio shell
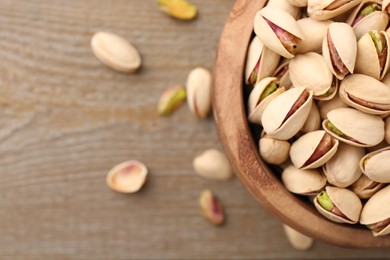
[254,7,304,58]
[346,0,388,40]
[186,67,212,119]
[301,103,321,133]
[290,130,339,169]
[382,70,390,87]
[314,186,363,224]
[259,134,291,164]
[248,77,285,125]
[296,18,332,54]
[91,32,142,73]
[157,0,197,20]
[266,0,301,19]
[360,147,390,183]
[106,160,148,193]
[157,85,186,116]
[322,22,357,80]
[287,0,308,8]
[355,31,390,80]
[386,117,390,144]
[323,108,385,147]
[283,225,314,251]
[308,0,362,20]
[272,59,292,88]
[199,190,225,226]
[282,165,327,195]
[350,174,385,199]
[360,185,390,236]
[339,74,390,115]
[193,149,233,181]
[318,94,348,120]
[262,87,313,140]
[323,143,364,187]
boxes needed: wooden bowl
[213,0,390,248]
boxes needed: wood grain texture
[0,0,389,258]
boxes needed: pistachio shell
[262,87,313,140]
[259,134,291,164]
[106,160,148,193]
[287,0,308,8]
[386,117,390,144]
[282,165,327,195]
[193,149,233,181]
[267,0,301,19]
[323,22,357,80]
[283,225,314,251]
[323,143,364,187]
[254,6,304,58]
[318,94,349,120]
[339,74,390,115]
[382,70,390,87]
[360,147,390,183]
[360,185,390,236]
[301,103,321,133]
[314,186,362,224]
[186,67,212,118]
[355,31,390,80]
[308,0,362,20]
[351,173,385,199]
[290,130,339,169]
[296,18,332,54]
[272,59,292,88]
[323,108,385,147]
[383,0,390,13]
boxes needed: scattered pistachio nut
[199,190,225,226]
[283,225,314,251]
[259,134,290,165]
[106,160,148,193]
[186,67,212,119]
[91,31,142,73]
[193,149,233,181]
[157,0,197,20]
[157,85,186,116]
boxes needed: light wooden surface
[0,0,388,258]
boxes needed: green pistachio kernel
[317,192,334,211]
[369,31,385,54]
[259,82,278,102]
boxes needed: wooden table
[0,0,388,258]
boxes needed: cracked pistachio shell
[106,160,148,193]
[355,31,390,80]
[360,147,390,183]
[282,165,326,195]
[301,103,321,133]
[323,143,364,188]
[323,22,357,80]
[272,59,292,88]
[193,149,233,181]
[290,130,339,169]
[386,117,390,144]
[248,77,285,125]
[296,18,332,54]
[339,74,390,115]
[283,225,314,251]
[351,173,385,199]
[318,94,348,120]
[186,67,212,119]
[360,185,390,236]
[323,108,385,147]
[259,134,291,164]
[290,52,336,99]
[254,6,304,58]
[287,0,308,8]
[308,0,362,20]
[346,0,388,39]
[245,37,280,85]
[266,0,301,19]
[314,186,363,224]
[262,87,313,140]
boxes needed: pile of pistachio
[246,0,390,237]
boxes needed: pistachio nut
[272,59,292,88]
[91,31,142,73]
[360,147,390,183]
[245,37,280,85]
[254,6,304,58]
[199,190,225,226]
[290,52,337,100]
[317,94,349,120]
[322,143,364,188]
[355,31,390,80]
[248,77,285,125]
[323,108,385,147]
[193,149,233,181]
[350,174,385,199]
[157,85,186,116]
[301,103,321,133]
[308,0,362,20]
[106,160,148,193]
[383,0,390,14]
[296,18,332,54]
[157,0,197,20]
[290,130,339,170]
[322,22,357,80]
[287,0,308,8]
[339,74,390,115]
[266,0,301,19]
[386,116,390,144]
[346,1,388,40]
[314,186,362,224]
[282,165,327,195]
[283,225,314,251]
[382,70,390,87]
[262,87,313,140]
[259,134,291,165]
[186,67,212,119]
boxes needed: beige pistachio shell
[106,160,148,193]
[384,0,390,13]
[267,0,301,19]
[339,74,390,115]
[382,70,390,87]
[360,185,390,236]
[248,77,285,125]
[323,108,385,147]
[301,102,321,133]
[386,117,390,144]
[296,18,332,54]
[355,31,390,80]
[314,186,362,224]
[272,59,292,88]
[259,134,291,164]
[283,225,314,251]
[322,22,357,80]
[317,94,348,120]
[254,6,304,58]
[262,87,313,140]
[290,130,339,169]
[308,0,362,20]
[351,174,385,199]
[360,147,390,183]
[323,143,364,188]
[287,0,308,8]
[282,165,327,195]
